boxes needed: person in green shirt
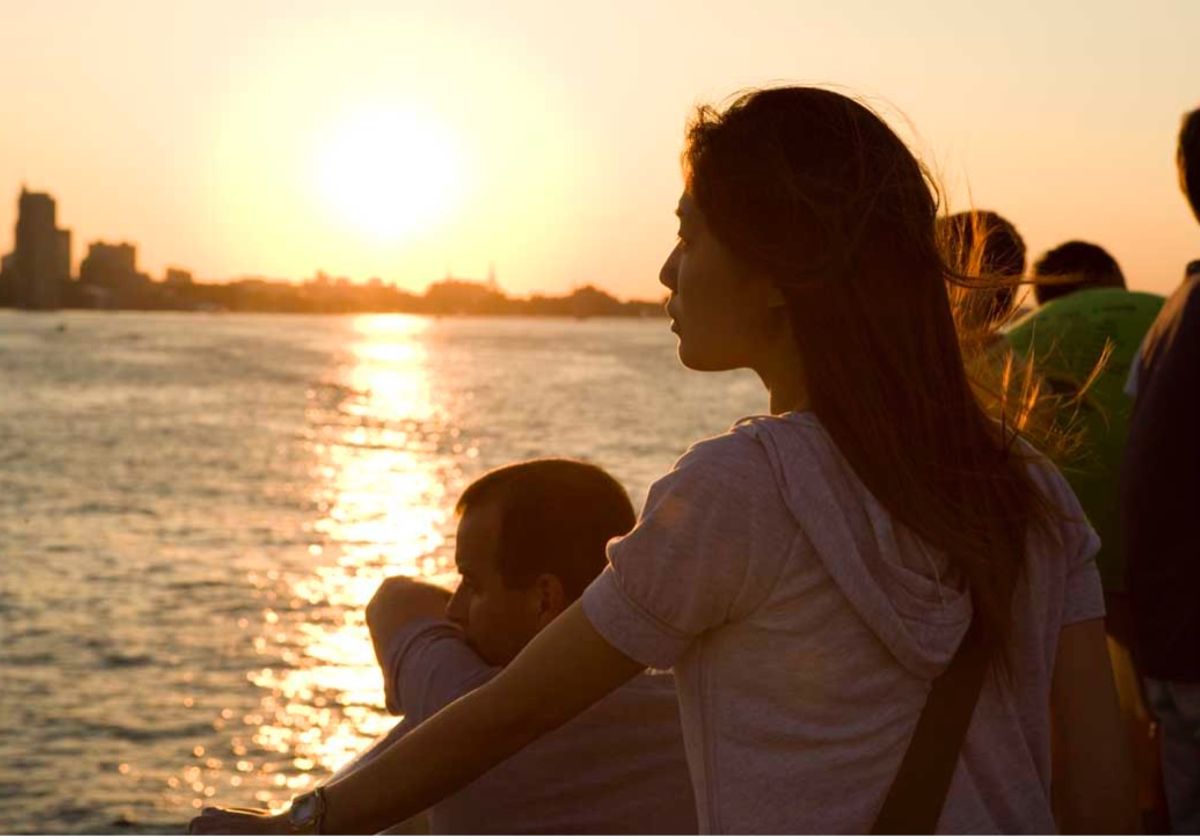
[1006,242,1163,611]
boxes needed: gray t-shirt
[581,412,1104,834]
[352,617,697,834]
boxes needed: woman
[193,86,1135,834]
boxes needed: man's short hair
[1032,240,1127,305]
[1180,106,1200,224]
[939,210,1026,329]
[456,459,635,601]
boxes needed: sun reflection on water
[221,315,471,809]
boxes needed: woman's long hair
[685,87,1058,653]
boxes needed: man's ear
[531,573,568,629]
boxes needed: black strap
[871,616,991,835]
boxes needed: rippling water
[0,311,762,834]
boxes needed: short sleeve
[581,431,795,668]
[1057,497,1105,627]
[1061,555,1105,626]
[383,618,498,721]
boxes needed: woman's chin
[676,342,731,372]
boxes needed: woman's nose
[659,243,680,291]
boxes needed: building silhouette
[164,267,193,287]
[80,241,143,288]
[6,188,71,309]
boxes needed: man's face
[444,501,542,666]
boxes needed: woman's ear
[532,573,568,629]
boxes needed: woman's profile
[193,86,1136,835]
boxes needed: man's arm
[365,576,451,673]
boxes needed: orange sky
[1,0,1196,298]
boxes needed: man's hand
[188,805,292,835]
[366,576,452,668]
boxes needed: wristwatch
[288,787,327,834]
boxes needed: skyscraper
[80,242,139,288]
[11,188,71,309]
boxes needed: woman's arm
[191,602,644,835]
[1050,617,1139,834]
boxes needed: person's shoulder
[672,419,772,475]
[1126,289,1167,308]
[639,416,812,526]
[1079,287,1165,315]
[732,411,828,454]
[1145,272,1200,352]
[1158,267,1200,313]
[673,413,823,482]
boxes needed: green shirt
[1004,289,1164,591]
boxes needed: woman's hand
[188,805,293,835]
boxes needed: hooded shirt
[581,412,1103,834]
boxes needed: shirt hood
[736,412,972,681]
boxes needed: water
[0,311,763,834]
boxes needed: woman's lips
[666,303,680,333]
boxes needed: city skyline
[1,1,1198,298]
[0,185,664,314]
[0,183,638,298]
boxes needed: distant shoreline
[0,306,669,319]
[1,275,667,319]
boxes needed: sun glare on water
[315,106,466,241]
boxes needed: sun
[315,106,466,241]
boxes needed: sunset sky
[1,0,1196,299]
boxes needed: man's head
[445,459,635,665]
[938,209,1026,331]
[1032,240,1127,305]
[1179,106,1200,225]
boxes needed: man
[1006,241,1163,621]
[939,209,1027,337]
[193,459,697,835]
[1121,105,1200,834]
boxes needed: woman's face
[660,192,775,371]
